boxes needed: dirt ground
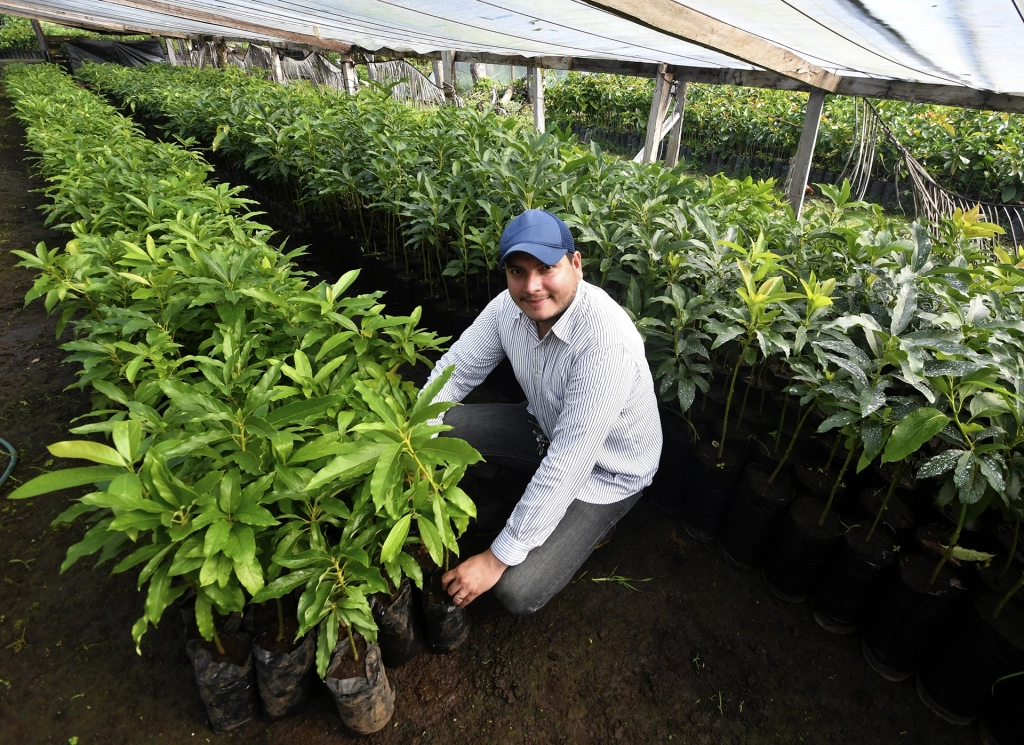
[0,91,978,745]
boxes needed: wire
[0,438,16,489]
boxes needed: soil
[202,633,253,667]
[0,91,980,744]
[328,637,368,681]
[256,620,302,656]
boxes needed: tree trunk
[469,63,486,83]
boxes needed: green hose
[0,438,16,489]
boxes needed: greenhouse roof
[5,0,1024,109]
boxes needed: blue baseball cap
[498,210,576,270]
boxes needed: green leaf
[380,514,412,564]
[195,593,214,642]
[252,567,317,603]
[234,556,264,596]
[417,515,444,567]
[917,449,964,480]
[370,442,403,509]
[418,438,483,466]
[48,440,127,467]
[8,465,122,499]
[881,407,949,464]
[308,442,388,492]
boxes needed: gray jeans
[441,403,642,615]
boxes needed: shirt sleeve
[490,342,638,566]
[422,294,507,411]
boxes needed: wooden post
[665,81,687,168]
[215,38,229,68]
[340,54,359,95]
[642,64,673,164]
[30,19,49,62]
[441,50,456,101]
[164,38,178,65]
[531,67,545,133]
[787,89,826,215]
[270,46,285,84]
[432,59,443,87]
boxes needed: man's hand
[441,549,508,608]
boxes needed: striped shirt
[424,280,662,566]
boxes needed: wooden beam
[340,55,359,94]
[0,4,189,38]
[29,18,48,62]
[531,67,546,133]
[665,81,687,168]
[787,89,826,215]
[581,0,839,91]
[642,64,673,163]
[101,0,352,52]
[671,66,1024,114]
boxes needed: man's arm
[422,295,507,409]
[490,343,637,565]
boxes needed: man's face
[504,251,583,334]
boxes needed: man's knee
[492,580,548,615]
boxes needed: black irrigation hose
[0,437,16,489]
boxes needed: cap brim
[498,243,569,269]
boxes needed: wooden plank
[0,4,190,38]
[165,37,178,65]
[441,49,456,101]
[101,0,353,52]
[29,18,48,62]
[532,66,546,133]
[642,64,672,163]
[581,0,839,91]
[787,89,826,215]
[269,45,284,83]
[665,81,687,168]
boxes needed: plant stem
[211,624,226,656]
[346,622,358,662]
[998,516,1021,578]
[718,346,747,461]
[992,569,1024,619]
[275,597,285,644]
[930,502,967,586]
[769,402,815,484]
[738,363,756,424]
[866,460,904,543]
[819,441,857,527]
[824,435,842,473]
[773,392,790,455]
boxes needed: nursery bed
[0,93,976,745]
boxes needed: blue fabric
[498,209,575,269]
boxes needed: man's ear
[571,251,582,271]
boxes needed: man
[425,209,662,614]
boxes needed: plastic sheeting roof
[6,0,1024,95]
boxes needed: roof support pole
[30,19,49,62]
[787,89,826,215]
[215,38,228,69]
[165,38,178,66]
[441,50,456,101]
[270,45,285,84]
[531,67,546,133]
[665,81,687,168]
[642,64,673,164]
[340,54,359,95]
[431,59,443,87]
